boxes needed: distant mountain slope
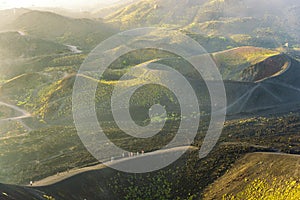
[106,0,208,28]
[92,0,140,18]
[4,10,117,50]
[0,8,30,30]
[106,0,299,27]
[1,2,300,199]
[0,31,68,58]
[204,152,300,199]
[105,0,300,48]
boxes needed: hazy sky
[0,0,119,10]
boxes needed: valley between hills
[0,0,299,199]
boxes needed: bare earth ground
[31,146,197,186]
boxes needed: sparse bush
[223,178,300,200]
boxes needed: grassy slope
[0,105,16,119]
[0,111,299,200]
[0,11,297,192]
[0,3,299,199]
[0,142,273,199]
[105,0,299,49]
[0,46,289,123]
[106,0,227,28]
[203,153,300,200]
[11,10,116,51]
[0,126,96,184]
[212,46,280,80]
[0,53,85,80]
[0,32,68,59]
[1,110,300,187]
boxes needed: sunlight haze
[0,0,119,10]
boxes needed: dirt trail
[65,44,82,54]
[31,146,197,187]
[0,101,31,121]
[0,101,32,131]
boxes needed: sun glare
[0,0,115,10]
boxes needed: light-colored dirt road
[31,146,197,187]
[0,101,32,131]
[0,101,31,121]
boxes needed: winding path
[31,146,197,186]
[224,57,293,114]
[0,101,31,121]
[0,101,32,131]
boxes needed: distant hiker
[141,150,145,155]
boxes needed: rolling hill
[0,131,298,199]
[104,0,300,49]
[204,152,300,199]
[0,31,68,59]
[0,9,117,82]
[0,1,300,199]
[92,0,140,18]
[225,56,300,115]
[0,8,30,31]
[212,46,282,81]
[1,10,117,51]
[0,46,296,123]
